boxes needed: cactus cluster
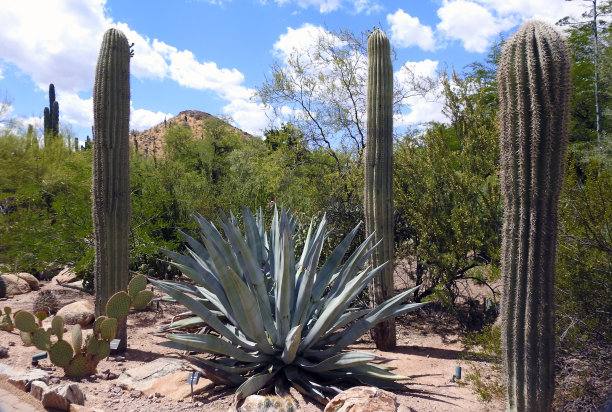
[364,28,395,350]
[127,274,154,310]
[14,288,133,378]
[498,21,571,412]
[43,83,59,144]
[92,28,132,352]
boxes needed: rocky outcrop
[1,273,36,296]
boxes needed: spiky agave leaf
[153,206,425,404]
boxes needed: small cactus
[49,340,74,367]
[14,311,37,333]
[106,291,131,319]
[33,290,60,315]
[71,324,82,353]
[0,307,13,331]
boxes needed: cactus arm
[364,29,395,350]
[92,28,131,353]
[498,20,571,412]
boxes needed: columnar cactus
[364,28,395,350]
[92,28,131,352]
[498,21,571,412]
[43,83,59,145]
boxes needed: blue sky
[0,0,586,142]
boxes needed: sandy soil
[0,278,503,411]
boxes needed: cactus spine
[364,29,395,350]
[43,83,59,146]
[498,21,571,412]
[92,28,131,353]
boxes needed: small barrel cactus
[33,290,60,315]
[498,20,571,412]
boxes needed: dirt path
[0,279,503,411]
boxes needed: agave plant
[151,207,425,404]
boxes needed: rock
[324,386,398,412]
[42,383,86,411]
[117,357,211,400]
[16,272,39,290]
[0,362,18,378]
[54,267,78,284]
[30,380,49,400]
[238,395,297,412]
[1,274,31,296]
[7,368,49,391]
[56,300,95,325]
[0,346,8,358]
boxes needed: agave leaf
[194,213,241,275]
[218,215,279,346]
[187,355,263,375]
[284,366,328,404]
[272,208,294,342]
[280,324,303,365]
[322,308,370,339]
[346,363,410,380]
[234,369,278,402]
[150,278,257,350]
[157,316,205,333]
[241,207,266,267]
[323,286,426,355]
[310,222,362,302]
[166,333,269,363]
[223,265,276,355]
[292,216,327,328]
[298,352,377,372]
[299,263,386,352]
[152,278,201,297]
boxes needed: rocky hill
[129,110,254,156]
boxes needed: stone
[30,380,49,400]
[56,300,95,326]
[42,383,86,410]
[0,346,8,358]
[16,272,39,290]
[54,267,78,284]
[7,368,49,391]
[238,395,297,412]
[0,362,18,378]
[117,357,211,400]
[324,386,398,412]
[1,274,31,296]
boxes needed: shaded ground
[0,278,504,411]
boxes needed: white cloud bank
[0,0,267,135]
[270,0,381,14]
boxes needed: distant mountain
[129,110,254,156]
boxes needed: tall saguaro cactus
[92,28,131,353]
[43,83,59,146]
[364,29,395,350]
[498,21,570,412]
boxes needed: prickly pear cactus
[498,20,571,412]
[92,28,132,353]
[128,275,154,310]
[0,307,13,331]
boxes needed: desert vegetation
[0,8,611,412]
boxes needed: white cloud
[273,24,337,63]
[437,0,515,53]
[131,105,173,132]
[395,59,446,126]
[58,93,93,127]
[113,23,169,80]
[0,67,3,80]
[387,9,436,51]
[222,99,272,136]
[475,0,587,25]
[0,0,108,92]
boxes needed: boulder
[16,272,39,290]
[324,386,398,412]
[238,395,297,412]
[54,267,78,284]
[41,383,85,411]
[56,300,95,326]
[30,380,49,400]
[1,274,31,296]
[7,368,49,391]
[117,357,212,399]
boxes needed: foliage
[393,70,501,307]
[461,325,504,403]
[556,158,612,344]
[152,207,426,404]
